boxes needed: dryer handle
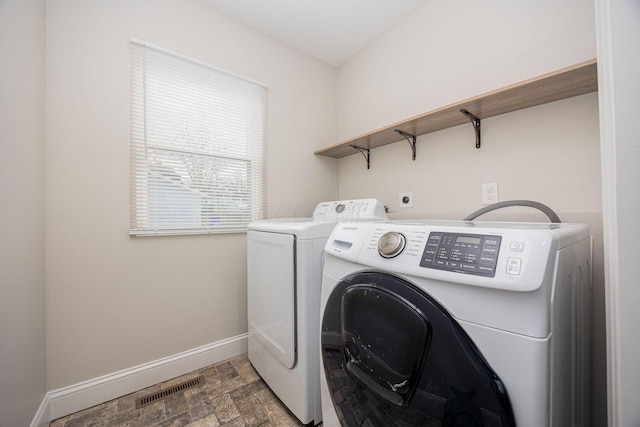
[463,200,562,223]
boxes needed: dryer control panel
[420,232,502,277]
[312,198,388,222]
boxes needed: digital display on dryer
[420,232,501,277]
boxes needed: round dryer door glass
[321,272,516,427]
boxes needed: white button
[509,242,525,252]
[506,257,522,275]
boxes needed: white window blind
[130,39,266,236]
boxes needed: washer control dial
[378,232,406,258]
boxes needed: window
[130,39,266,236]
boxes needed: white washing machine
[247,199,387,425]
[320,220,591,427]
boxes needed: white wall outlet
[481,182,499,205]
[399,192,414,208]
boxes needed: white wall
[596,0,640,425]
[45,0,337,390]
[0,0,47,425]
[335,0,605,425]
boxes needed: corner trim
[37,334,248,424]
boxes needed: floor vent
[135,375,205,408]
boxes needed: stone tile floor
[50,354,309,427]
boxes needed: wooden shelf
[315,59,598,159]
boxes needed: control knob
[378,232,406,258]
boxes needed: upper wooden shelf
[315,59,598,159]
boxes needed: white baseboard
[34,334,248,425]
[30,393,51,427]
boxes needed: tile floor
[49,354,308,427]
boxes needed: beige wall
[336,0,597,141]
[335,1,605,425]
[45,0,337,390]
[0,0,47,425]
[338,94,601,216]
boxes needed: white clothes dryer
[247,199,387,425]
[320,220,591,427]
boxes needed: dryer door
[248,230,296,368]
[321,271,516,427]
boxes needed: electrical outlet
[481,182,499,205]
[399,192,414,208]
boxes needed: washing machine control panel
[420,232,502,277]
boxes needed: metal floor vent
[135,375,205,408]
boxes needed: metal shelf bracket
[349,145,371,169]
[394,130,417,160]
[460,109,481,149]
